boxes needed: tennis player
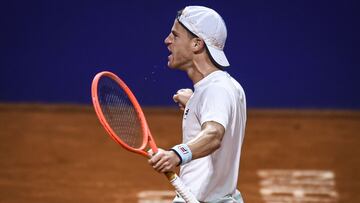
[148,6,246,203]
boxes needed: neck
[186,58,220,85]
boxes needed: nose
[164,34,172,46]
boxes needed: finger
[156,164,166,173]
[159,161,174,173]
[153,156,167,170]
[184,88,193,93]
[147,149,154,157]
[148,153,161,165]
[177,89,185,94]
[160,162,173,173]
[154,162,166,173]
[160,166,170,173]
[173,94,179,103]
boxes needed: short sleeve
[197,85,232,129]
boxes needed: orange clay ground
[0,104,359,203]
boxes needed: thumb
[147,149,154,157]
[173,94,179,103]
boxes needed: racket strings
[98,77,144,149]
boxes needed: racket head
[91,71,157,157]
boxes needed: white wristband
[171,144,192,165]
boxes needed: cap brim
[207,45,230,67]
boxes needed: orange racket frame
[91,71,199,203]
[91,71,157,157]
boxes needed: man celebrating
[149,6,246,203]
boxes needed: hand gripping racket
[91,71,199,203]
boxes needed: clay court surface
[0,104,359,203]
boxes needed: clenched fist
[173,88,193,110]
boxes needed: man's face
[164,20,194,69]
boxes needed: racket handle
[165,172,199,203]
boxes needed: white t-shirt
[180,70,246,202]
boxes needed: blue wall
[1,0,359,108]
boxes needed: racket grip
[165,172,199,203]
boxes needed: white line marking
[258,169,339,203]
[137,190,176,203]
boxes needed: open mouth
[168,49,173,60]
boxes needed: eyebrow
[172,30,179,36]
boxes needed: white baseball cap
[177,6,230,67]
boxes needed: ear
[192,38,205,52]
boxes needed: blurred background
[1,0,359,108]
[0,1,359,203]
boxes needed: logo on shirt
[185,108,190,116]
[183,108,190,120]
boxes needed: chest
[182,94,202,143]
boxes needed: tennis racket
[91,71,199,203]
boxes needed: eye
[172,31,178,39]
